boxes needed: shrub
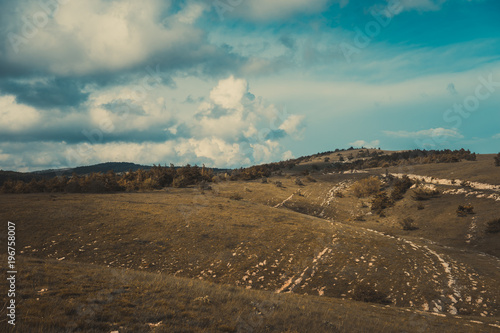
[457,204,474,217]
[306,176,317,182]
[371,192,391,215]
[351,284,391,305]
[229,193,243,201]
[295,178,304,186]
[417,203,425,210]
[354,215,365,221]
[494,153,500,167]
[198,181,212,191]
[390,175,414,201]
[275,181,283,188]
[352,177,381,198]
[399,217,417,230]
[261,177,268,183]
[486,218,500,233]
[411,186,440,201]
[334,191,344,198]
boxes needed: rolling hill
[1,149,499,332]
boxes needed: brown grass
[1,255,498,333]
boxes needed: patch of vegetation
[230,193,243,201]
[486,218,500,233]
[354,215,365,222]
[411,187,440,201]
[352,177,382,198]
[371,192,392,216]
[1,164,215,194]
[457,204,474,217]
[295,178,304,186]
[399,217,418,231]
[351,284,391,305]
[305,176,317,182]
[494,153,500,167]
[390,175,414,201]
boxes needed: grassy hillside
[1,151,499,332]
[2,255,499,333]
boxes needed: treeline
[326,149,476,173]
[1,165,214,194]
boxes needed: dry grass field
[1,151,500,332]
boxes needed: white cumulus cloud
[384,128,463,139]
[4,0,205,76]
[209,76,248,110]
[349,139,380,148]
[0,95,41,131]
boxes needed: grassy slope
[380,154,500,185]
[1,152,500,332]
[214,176,500,315]
[1,255,499,333]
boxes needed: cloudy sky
[0,0,499,171]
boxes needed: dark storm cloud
[0,78,89,109]
[0,0,248,85]
[0,119,191,144]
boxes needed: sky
[0,0,499,172]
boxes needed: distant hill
[0,162,232,186]
[32,162,153,177]
[0,162,150,186]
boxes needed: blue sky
[0,0,499,171]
